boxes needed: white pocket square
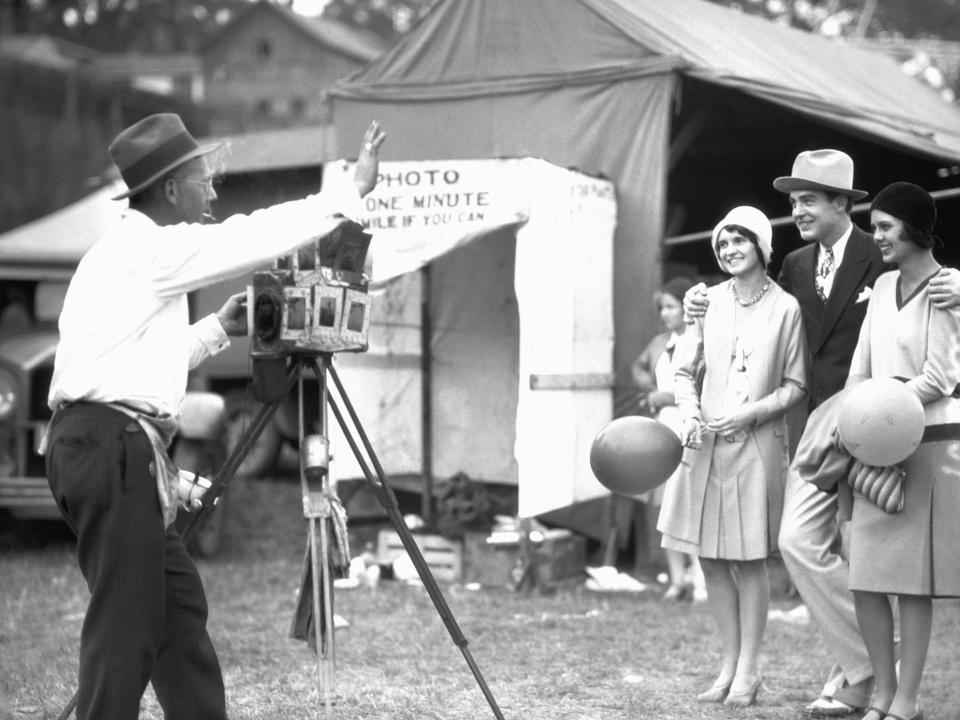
[855,287,872,303]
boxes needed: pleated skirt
[661,435,773,561]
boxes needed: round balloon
[838,377,924,467]
[589,416,683,496]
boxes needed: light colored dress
[657,280,807,560]
[846,270,960,597]
[647,333,684,504]
[631,331,685,505]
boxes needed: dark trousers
[46,402,226,720]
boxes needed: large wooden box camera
[249,221,373,357]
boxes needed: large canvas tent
[328,0,960,416]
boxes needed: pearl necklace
[731,279,771,306]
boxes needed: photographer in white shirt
[44,113,385,720]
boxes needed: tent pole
[421,264,434,525]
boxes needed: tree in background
[320,0,436,42]
[2,0,269,52]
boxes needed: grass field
[3,475,960,720]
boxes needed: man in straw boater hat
[684,149,960,717]
[44,113,385,719]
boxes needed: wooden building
[200,2,387,134]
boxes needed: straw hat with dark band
[773,149,868,201]
[109,114,220,200]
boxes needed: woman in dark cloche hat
[845,181,960,720]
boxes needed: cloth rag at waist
[45,400,182,527]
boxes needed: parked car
[0,279,230,557]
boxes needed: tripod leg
[179,392,288,545]
[317,358,337,687]
[320,357,506,720]
[297,361,336,716]
[307,515,336,716]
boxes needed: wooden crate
[461,530,586,588]
[376,529,463,582]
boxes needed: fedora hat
[772,149,868,200]
[109,113,220,200]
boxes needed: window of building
[290,97,306,117]
[256,38,272,60]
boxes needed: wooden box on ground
[376,529,463,582]
[461,529,587,588]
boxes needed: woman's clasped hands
[681,406,758,449]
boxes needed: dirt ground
[3,475,959,720]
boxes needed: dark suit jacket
[777,225,886,409]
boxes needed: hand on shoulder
[683,282,709,319]
[928,267,960,310]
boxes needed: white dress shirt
[817,223,852,300]
[49,185,360,418]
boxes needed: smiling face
[788,189,849,244]
[870,209,922,266]
[715,226,761,277]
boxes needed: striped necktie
[816,246,834,302]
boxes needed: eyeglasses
[176,177,216,195]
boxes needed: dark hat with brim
[109,113,220,200]
[773,149,868,201]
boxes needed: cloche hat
[870,181,937,235]
[109,113,220,200]
[711,206,773,268]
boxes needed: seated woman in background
[658,206,807,707]
[631,276,706,602]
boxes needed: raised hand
[354,120,387,198]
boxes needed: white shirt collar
[819,223,852,268]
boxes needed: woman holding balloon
[842,182,960,720]
[657,206,807,706]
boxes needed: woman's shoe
[723,675,762,707]
[884,710,923,720]
[860,706,889,720]
[696,677,733,703]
